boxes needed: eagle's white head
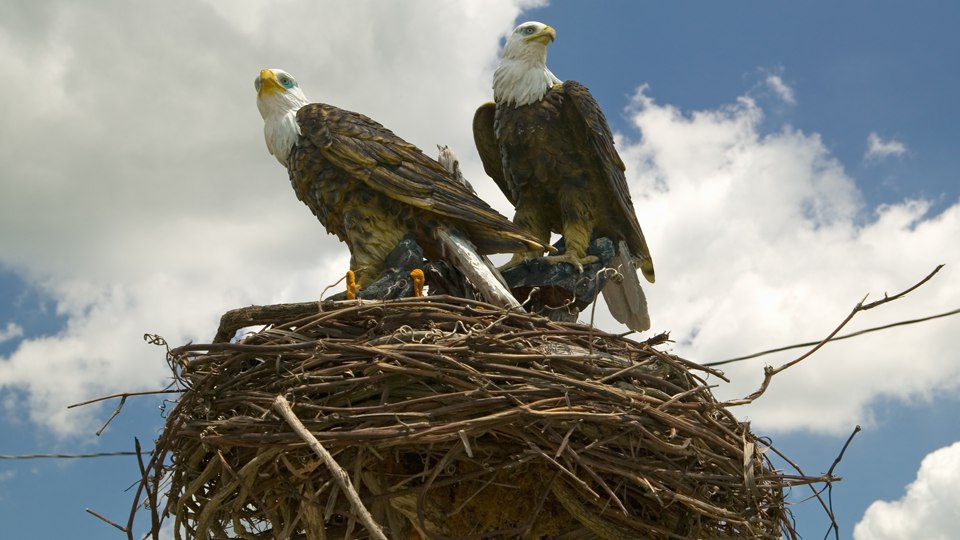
[493,21,562,107]
[255,68,310,167]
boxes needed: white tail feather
[435,227,520,309]
[602,241,651,332]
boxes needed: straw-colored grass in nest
[150,295,802,539]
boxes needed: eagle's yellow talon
[345,270,359,300]
[410,268,425,297]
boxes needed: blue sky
[1,1,958,538]
[527,1,959,211]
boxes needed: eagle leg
[498,205,551,272]
[343,212,405,288]
[544,220,598,272]
[345,270,359,300]
[349,260,382,289]
[410,268,425,297]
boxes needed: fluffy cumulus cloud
[0,323,23,344]
[853,441,960,539]
[765,74,796,105]
[611,89,960,434]
[865,131,907,160]
[0,0,543,436]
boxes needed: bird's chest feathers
[496,86,565,137]
[494,91,572,192]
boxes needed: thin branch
[95,395,126,436]
[823,425,862,540]
[0,451,139,460]
[707,306,960,367]
[126,439,146,540]
[272,395,389,540]
[861,264,943,309]
[86,508,129,534]
[134,438,161,540]
[827,425,862,478]
[725,265,943,406]
[68,389,182,409]
[761,441,837,530]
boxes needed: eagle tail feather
[602,241,651,332]
[468,229,548,256]
[435,227,521,309]
[640,257,656,284]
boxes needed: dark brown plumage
[474,81,654,283]
[289,103,544,287]
[474,22,656,331]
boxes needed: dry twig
[725,265,943,406]
[274,395,389,540]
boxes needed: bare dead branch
[86,507,128,534]
[707,306,960,367]
[273,395,389,540]
[725,265,944,406]
[67,389,182,409]
[823,425,862,540]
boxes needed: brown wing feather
[472,102,516,206]
[560,81,655,283]
[296,104,543,254]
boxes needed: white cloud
[765,74,796,104]
[0,322,24,344]
[612,88,960,434]
[866,132,907,160]
[853,441,960,539]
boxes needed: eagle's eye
[522,26,537,35]
[278,74,295,89]
[254,77,262,92]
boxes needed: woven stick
[273,395,389,540]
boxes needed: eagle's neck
[493,56,561,107]
[263,110,301,167]
[259,91,310,167]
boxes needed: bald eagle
[473,22,655,331]
[255,68,545,308]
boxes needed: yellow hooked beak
[258,69,285,96]
[526,25,556,45]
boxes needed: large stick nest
[152,296,803,539]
